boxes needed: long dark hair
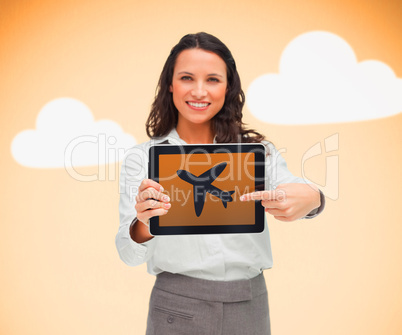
[146,32,265,143]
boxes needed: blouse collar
[157,128,217,145]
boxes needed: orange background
[1,0,401,334]
[158,152,255,226]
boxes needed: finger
[138,179,164,193]
[136,199,171,213]
[136,188,170,203]
[138,207,169,223]
[240,190,281,201]
[265,208,281,216]
[261,199,286,210]
[240,191,274,201]
[265,208,290,217]
[273,215,295,222]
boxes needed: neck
[176,121,214,144]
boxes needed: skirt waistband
[154,272,267,303]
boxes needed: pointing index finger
[240,190,275,201]
[240,189,287,202]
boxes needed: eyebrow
[177,71,224,78]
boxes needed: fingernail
[163,195,170,202]
[160,186,164,192]
[164,203,171,209]
[240,195,244,201]
[164,210,168,214]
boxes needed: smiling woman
[116,32,324,335]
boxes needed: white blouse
[115,129,323,281]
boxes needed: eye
[180,76,192,81]
[208,77,220,82]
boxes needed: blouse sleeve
[264,141,325,218]
[115,144,156,266]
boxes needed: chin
[192,119,213,125]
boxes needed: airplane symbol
[177,162,235,217]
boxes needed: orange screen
[158,152,256,226]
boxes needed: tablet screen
[149,144,265,235]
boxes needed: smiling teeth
[188,102,209,108]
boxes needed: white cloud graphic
[11,98,136,168]
[246,31,402,124]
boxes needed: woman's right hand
[135,179,171,224]
[130,179,171,243]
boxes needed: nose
[191,81,207,99]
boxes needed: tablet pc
[148,143,265,235]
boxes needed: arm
[115,145,170,266]
[241,142,325,221]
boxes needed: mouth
[186,101,211,110]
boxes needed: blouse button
[167,315,174,323]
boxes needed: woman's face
[170,48,227,128]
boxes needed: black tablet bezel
[148,143,265,235]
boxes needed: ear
[169,85,173,92]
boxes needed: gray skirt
[146,272,271,335]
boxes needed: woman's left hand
[240,183,321,222]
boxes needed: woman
[116,32,324,335]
